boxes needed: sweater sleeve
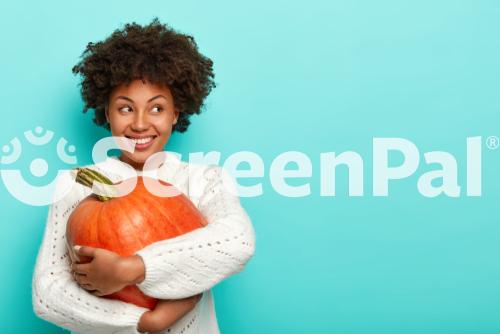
[32,182,148,334]
[134,165,256,299]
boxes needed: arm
[32,185,148,334]
[67,248,202,334]
[134,165,256,299]
[137,295,202,333]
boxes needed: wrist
[119,255,146,285]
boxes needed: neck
[118,154,165,172]
[119,154,144,171]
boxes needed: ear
[105,105,110,123]
[173,109,179,125]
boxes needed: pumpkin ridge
[115,195,144,251]
[95,201,108,248]
[103,200,126,255]
[138,185,184,236]
[125,191,163,243]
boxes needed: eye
[151,105,163,113]
[119,106,133,113]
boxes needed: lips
[125,135,157,150]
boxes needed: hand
[71,245,145,296]
[137,295,202,333]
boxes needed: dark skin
[70,79,200,333]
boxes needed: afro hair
[72,17,216,133]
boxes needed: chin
[121,152,146,166]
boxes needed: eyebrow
[115,95,167,103]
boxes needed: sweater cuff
[115,307,148,334]
[134,250,169,296]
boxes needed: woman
[32,18,255,334]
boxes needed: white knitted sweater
[32,153,256,334]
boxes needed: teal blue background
[1,0,500,333]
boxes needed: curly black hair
[72,17,216,133]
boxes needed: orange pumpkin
[66,167,207,309]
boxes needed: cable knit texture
[32,154,256,334]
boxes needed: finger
[72,270,82,281]
[80,283,95,290]
[74,245,96,259]
[71,262,91,275]
[68,250,78,264]
[90,290,106,297]
[74,272,89,285]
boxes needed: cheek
[156,130,172,144]
[108,115,127,134]
[110,125,124,138]
[153,118,174,135]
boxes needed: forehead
[110,79,171,99]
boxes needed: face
[106,79,179,170]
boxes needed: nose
[131,109,149,132]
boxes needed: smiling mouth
[125,135,158,146]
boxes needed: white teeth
[129,136,154,145]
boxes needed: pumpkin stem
[73,167,117,201]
